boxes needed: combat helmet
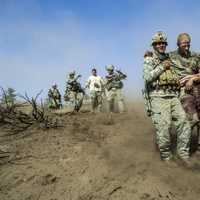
[52,83,57,88]
[106,64,114,71]
[177,33,191,45]
[69,70,75,76]
[152,31,168,46]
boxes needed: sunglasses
[155,42,167,46]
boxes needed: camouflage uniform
[105,65,127,113]
[169,33,200,152]
[65,72,84,111]
[48,85,62,109]
[169,40,200,125]
[143,32,191,160]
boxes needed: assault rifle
[142,85,152,117]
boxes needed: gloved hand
[162,60,171,70]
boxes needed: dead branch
[0,89,62,136]
[0,89,63,165]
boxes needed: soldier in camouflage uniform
[143,31,191,163]
[169,33,200,151]
[105,65,127,113]
[64,71,85,112]
[48,84,62,109]
[86,68,104,113]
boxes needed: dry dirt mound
[0,102,200,200]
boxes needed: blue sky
[0,0,200,100]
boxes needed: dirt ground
[1,102,200,200]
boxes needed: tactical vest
[153,54,180,90]
[158,69,180,89]
[52,89,61,99]
[106,73,123,91]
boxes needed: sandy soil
[0,102,200,200]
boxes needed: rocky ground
[0,102,200,200]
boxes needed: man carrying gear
[169,33,200,152]
[105,64,127,113]
[64,71,85,112]
[48,84,62,109]
[85,68,104,113]
[143,31,191,164]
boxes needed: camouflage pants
[48,99,61,109]
[90,90,103,112]
[151,96,191,160]
[106,88,124,112]
[67,91,83,111]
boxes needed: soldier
[48,84,62,109]
[86,68,104,113]
[105,65,127,113]
[143,31,191,164]
[64,71,85,112]
[170,33,200,152]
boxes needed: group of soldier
[143,32,200,166]
[48,65,127,113]
[47,31,200,166]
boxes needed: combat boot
[162,157,177,167]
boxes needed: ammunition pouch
[157,85,180,94]
[106,81,123,91]
[158,69,180,90]
[69,83,84,94]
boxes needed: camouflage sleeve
[144,50,153,58]
[190,52,200,73]
[56,89,61,98]
[48,89,52,97]
[143,57,164,83]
